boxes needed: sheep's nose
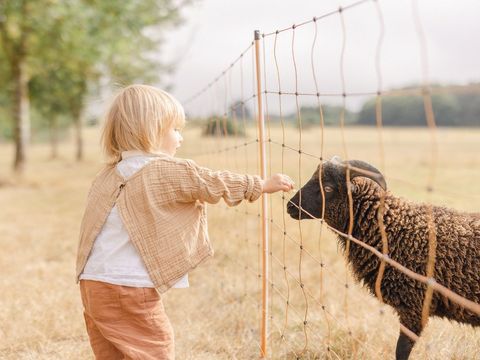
[286,201,297,216]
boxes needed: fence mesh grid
[180,0,480,358]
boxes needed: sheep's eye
[324,186,334,193]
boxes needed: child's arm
[182,160,294,206]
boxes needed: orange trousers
[80,280,174,360]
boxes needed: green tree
[229,100,252,121]
[454,91,480,126]
[1,0,188,171]
[203,116,245,137]
[64,0,185,160]
[289,105,355,128]
[0,0,49,172]
[357,93,459,126]
[30,67,73,159]
[0,51,11,140]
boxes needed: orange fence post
[254,29,269,359]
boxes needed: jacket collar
[121,150,169,160]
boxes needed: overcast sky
[163,0,479,116]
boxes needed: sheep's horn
[344,160,387,191]
[326,156,387,190]
[330,155,343,165]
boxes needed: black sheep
[287,156,480,360]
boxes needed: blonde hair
[101,84,185,164]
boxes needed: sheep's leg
[396,312,422,360]
[395,332,415,360]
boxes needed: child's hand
[261,174,295,193]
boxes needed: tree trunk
[12,58,30,173]
[73,108,83,161]
[49,116,58,159]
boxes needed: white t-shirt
[79,150,189,288]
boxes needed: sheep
[286,156,480,360]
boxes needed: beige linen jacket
[76,153,263,293]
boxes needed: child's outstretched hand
[261,174,295,193]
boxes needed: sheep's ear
[344,160,387,191]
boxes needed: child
[76,84,294,359]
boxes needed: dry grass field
[0,124,479,359]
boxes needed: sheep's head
[287,156,387,231]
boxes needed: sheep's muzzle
[287,191,317,220]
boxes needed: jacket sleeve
[180,159,263,206]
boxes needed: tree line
[357,85,480,127]
[215,84,479,130]
[290,84,480,127]
[0,0,188,173]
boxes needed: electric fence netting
[179,0,480,359]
